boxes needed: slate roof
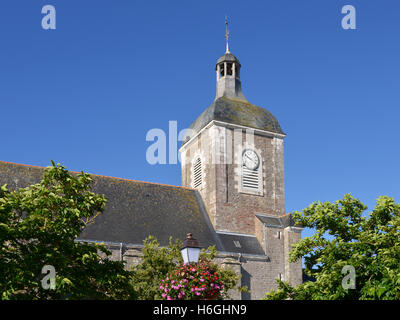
[216,52,241,66]
[0,161,220,249]
[80,176,222,249]
[182,96,284,145]
[0,161,271,256]
[255,213,298,228]
[217,232,265,256]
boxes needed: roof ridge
[0,160,196,191]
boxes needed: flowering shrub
[159,261,228,300]
[131,238,239,299]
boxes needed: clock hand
[244,155,256,168]
[245,154,255,163]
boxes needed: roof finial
[225,16,230,53]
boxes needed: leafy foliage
[0,162,136,300]
[264,194,400,300]
[0,161,240,300]
[130,236,183,300]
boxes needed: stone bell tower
[180,29,286,234]
[179,21,303,292]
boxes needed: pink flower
[161,293,166,298]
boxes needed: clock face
[242,149,259,170]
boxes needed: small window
[193,157,202,188]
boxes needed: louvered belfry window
[193,157,202,188]
[242,163,259,190]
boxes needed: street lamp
[181,233,201,265]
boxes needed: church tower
[180,22,286,233]
[179,21,303,293]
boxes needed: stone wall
[180,122,286,236]
[102,244,300,300]
[284,227,303,286]
[177,121,302,299]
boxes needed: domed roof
[216,52,241,66]
[182,97,284,145]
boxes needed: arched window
[240,149,262,195]
[193,157,202,188]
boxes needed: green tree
[0,162,136,300]
[130,236,183,300]
[131,236,239,300]
[264,194,400,300]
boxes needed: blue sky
[1,1,399,240]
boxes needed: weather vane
[225,16,230,53]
